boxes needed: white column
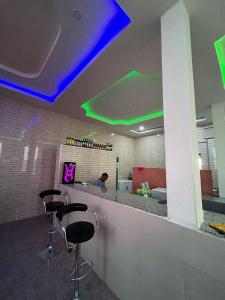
[212,102,225,198]
[161,1,203,228]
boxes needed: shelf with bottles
[65,137,113,151]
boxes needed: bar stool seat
[66,222,95,244]
[46,201,64,213]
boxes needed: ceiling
[0,0,225,137]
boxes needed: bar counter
[57,183,225,300]
[60,183,225,238]
[62,183,167,217]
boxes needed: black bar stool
[56,203,99,300]
[39,189,69,258]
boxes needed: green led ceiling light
[215,35,225,88]
[81,70,164,125]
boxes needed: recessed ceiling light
[131,117,206,135]
[111,133,115,136]
[73,9,82,20]
[130,126,164,134]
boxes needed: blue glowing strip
[0,0,131,103]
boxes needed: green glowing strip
[215,35,225,89]
[81,70,164,125]
[81,102,164,125]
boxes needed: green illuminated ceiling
[81,70,164,126]
[215,35,225,89]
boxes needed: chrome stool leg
[38,212,59,261]
[73,244,80,300]
[48,212,56,257]
[69,244,93,300]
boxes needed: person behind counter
[94,173,108,188]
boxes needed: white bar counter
[58,183,225,300]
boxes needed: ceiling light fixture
[73,9,82,20]
[130,126,164,134]
[0,0,131,103]
[215,35,225,89]
[131,117,207,134]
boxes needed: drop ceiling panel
[0,0,61,78]
[0,0,131,102]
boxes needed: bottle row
[65,137,113,151]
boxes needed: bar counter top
[63,183,167,217]
[62,184,225,239]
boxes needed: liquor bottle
[66,137,68,145]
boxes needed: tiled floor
[0,215,119,300]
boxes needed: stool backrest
[39,189,61,199]
[56,203,88,221]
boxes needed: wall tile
[0,96,135,224]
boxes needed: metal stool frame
[57,203,99,300]
[39,189,69,258]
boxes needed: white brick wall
[0,96,135,224]
[134,134,165,168]
[54,145,117,189]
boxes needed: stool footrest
[70,259,93,281]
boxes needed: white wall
[134,128,218,189]
[212,103,225,197]
[134,134,165,168]
[0,96,135,224]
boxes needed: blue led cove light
[0,0,131,103]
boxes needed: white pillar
[161,1,203,228]
[212,102,225,198]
